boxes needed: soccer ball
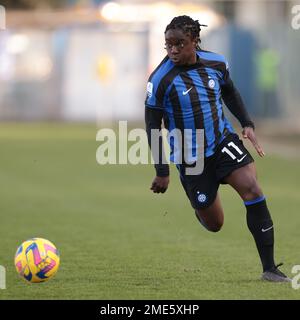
[14,238,60,283]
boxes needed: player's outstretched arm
[242,126,265,157]
[221,77,254,129]
[150,176,170,194]
[221,78,265,157]
[145,107,170,193]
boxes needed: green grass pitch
[0,123,299,299]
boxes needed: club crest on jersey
[208,79,215,89]
[197,192,207,203]
[147,82,153,98]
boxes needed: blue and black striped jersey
[145,50,254,175]
[145,50,237,162]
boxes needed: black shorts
[177,133,254,209]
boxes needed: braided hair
[165,15,207,50]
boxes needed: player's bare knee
[243,181,263,201]
[195,210,223,232]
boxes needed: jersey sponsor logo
[182,87,193,95]
[147,82,153,98]
[261,226,273,233]
[237,154,247,163]
[197,192,207,203]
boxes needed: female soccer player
[145,15,290,282]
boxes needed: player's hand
[242,127,265,157]
[150,176,169,194]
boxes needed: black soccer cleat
[261,263,291,282]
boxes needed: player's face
[165,29,197,66]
